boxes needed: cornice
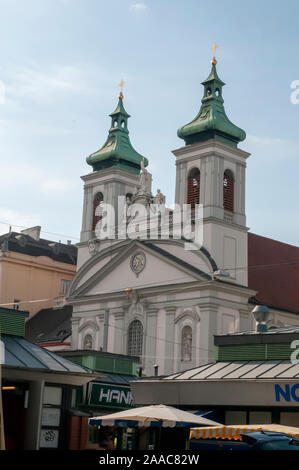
[81,168,139,185]
[172,139,250,160]
[0,252,76,274]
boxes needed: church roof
[177,61,246,148]
[86,93,148,174]
[248,233,299,315]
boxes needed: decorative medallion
[130,252,146,276]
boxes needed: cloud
[0,163,75,194]
[41,178,75,194]
[0,80,5,104]
[3,64,98,104]
[129,3,147,12]
[0,208,40,235]
[246,134,285,146]
[0,164,43,186]
[246,134,299,160]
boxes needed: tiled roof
[248,233,299,314]
[0,232,77,265]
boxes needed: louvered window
[92,192,104,231]
[127,320,143,357]
[187,168,200,209]
[223,170,234,212]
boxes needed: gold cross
[118,80,124,99]
[212,43,218,58]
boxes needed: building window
[225,411,247,425]
[187,168,200,209]
[92,192,104,231]
[223,170,234,212]
[40,385,63,449]
[127,320,143,357]
[181,325,192,362]
[60,279,71,296]
[83,334,93,350]
[249,411,271,424]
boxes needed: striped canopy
[190,424,299,440]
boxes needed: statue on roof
[153,189,165,205]
[139,157,152,194]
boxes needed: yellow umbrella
[190,424,299,441]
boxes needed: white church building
[67,55,299,376]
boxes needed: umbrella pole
[0,331,5,450]
[158,427,162,451]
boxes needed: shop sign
[89,383,134,408]
[275,384,299,402]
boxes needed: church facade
[67,56,299,377]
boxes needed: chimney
[21,226,41,241]
[252,305,270,333]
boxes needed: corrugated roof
[225,325,299,336]
[248,233,299,314]
[2,334,92,374]
[93,374,139,386]
[164,360,299,380]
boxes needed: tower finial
[119,79,124,99]
[211,43,218,65]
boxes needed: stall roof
[219,325,299,337]
[2,334,94,374]
[164,360,299,381]
[95,373,139,385]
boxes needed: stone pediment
[68,239,215,300]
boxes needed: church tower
[174,49,250,286]
[79,88,148,255]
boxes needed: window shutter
[223,171,234,212]
[187,170,200,209]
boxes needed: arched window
[223,170,234,212]
[187,168,200,209]
[83,334,93,350]
[181,325,192,362]
[92,192,104,231]
[127,320,143,357]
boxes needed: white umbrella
[89,404,220,428]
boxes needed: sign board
[275,384,299,403]
[132,380,299,408]
[88,383,134,409]
[41,407,61,427]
